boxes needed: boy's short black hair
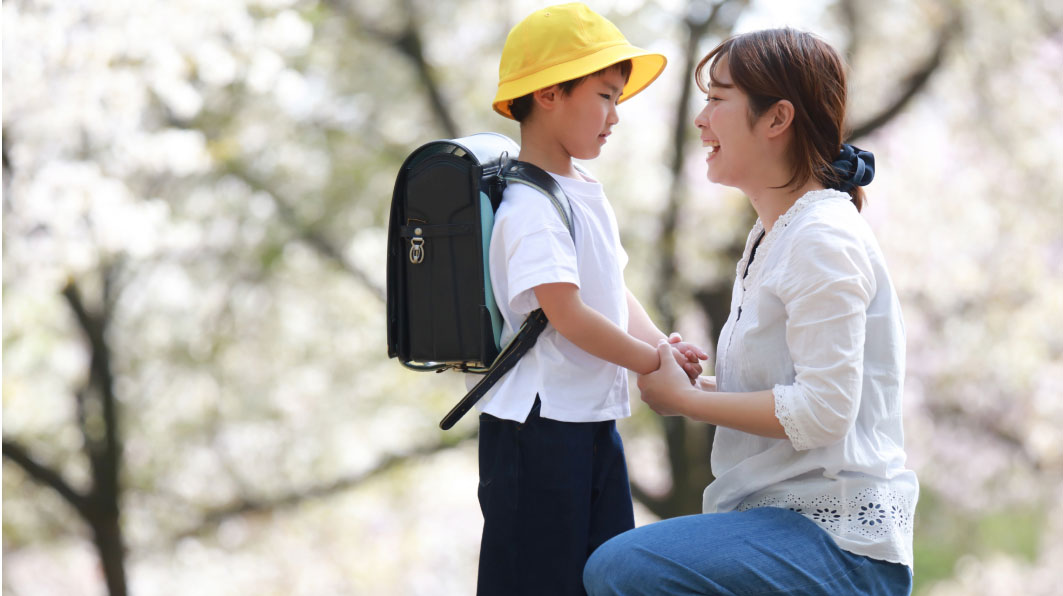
[509,60,633,123]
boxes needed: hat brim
[493,45,667,119]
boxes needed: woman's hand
[637,341,697,416]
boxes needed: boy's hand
[668,347,699,384]
[696,375,717,392]
[666,332,709,382]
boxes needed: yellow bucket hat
[493,3,667,119]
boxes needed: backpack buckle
[409,232,425,264]
[495,152,512,184]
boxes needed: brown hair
[510,60,633,123]
[695,29,864,210]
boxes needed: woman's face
[693,56,762,190]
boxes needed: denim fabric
[584,507,912,596]
[477,398,635,596]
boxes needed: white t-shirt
[705,189,919,567]
[467,168,631,423]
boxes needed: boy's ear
[763,99,795,139]
[532,84,563,112]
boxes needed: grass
[912,489,1044,593]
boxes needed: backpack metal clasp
[409,230,425,264]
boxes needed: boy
[474,4,707,595]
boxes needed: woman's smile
[703,138,720,161]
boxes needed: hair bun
[830,144,875,192]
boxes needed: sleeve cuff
[773,384,811,451]
[509,267,580,315]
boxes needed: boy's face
[549,68,626,161]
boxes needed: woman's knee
[583,533,648,595]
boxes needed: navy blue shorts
[477,398,635,596]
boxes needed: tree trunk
[92,512,128,596]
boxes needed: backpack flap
[387,134,519,371]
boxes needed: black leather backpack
[386,133,573,429]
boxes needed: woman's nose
[694,104,709,129]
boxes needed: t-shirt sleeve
[495,188,580,316]
[616,234,629,272]
[606,199,628,272]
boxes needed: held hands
[666,332,709,382]
[638,338,716,417]
[696,375,717,392]
[638,341,698,416]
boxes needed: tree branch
[174,427,478,540]
[2,439,92,518]
[647,0,751,522]
[62,277,122,504]
[391,16,460,138]
[838,0,860,61]
[654,0,749,332]
[2,128,12,210]
[326,0,459,137]
[225,163,387,302]
[848,13,961,142]
[61,279,101,344]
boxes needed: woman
[583,29,918,595]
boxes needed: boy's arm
[638,342,786,439]
[627,289,709,378]
[534,283,660,375]
[625,288,666,345]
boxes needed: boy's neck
[517,126,581,179]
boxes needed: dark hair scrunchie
[830,144,875,192]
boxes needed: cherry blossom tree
[4,0,1061,594]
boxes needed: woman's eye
[707,96,722,102]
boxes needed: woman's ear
[764,99,795,139]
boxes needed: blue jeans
[477,398,635,596]
[584,507,912,595]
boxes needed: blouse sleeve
[771,221,876,451]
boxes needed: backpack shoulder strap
[502,160,575,241]
[439,308,549,430]
[437,161,577,430]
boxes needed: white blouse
[704,189,919,568]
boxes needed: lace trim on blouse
[773,384,808,451]
[734,189,849,289]
[737,487,916,544]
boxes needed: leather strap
[439,309,549,430]
[399,223,474,238]
[502,161,576,242]
[437,161,575,430]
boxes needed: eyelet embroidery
[858,502,888,526]
[811,507,842,525]
[737,488,914,541]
